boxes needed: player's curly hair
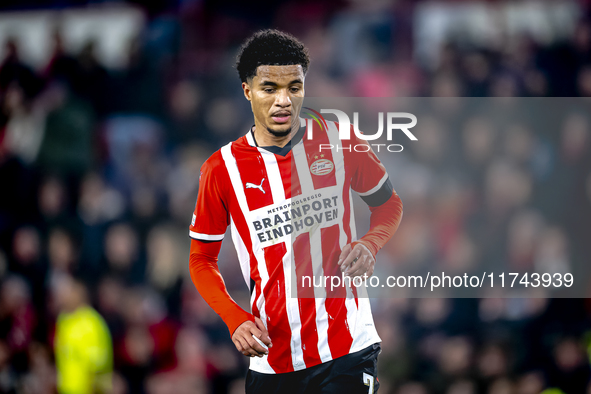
[236,29,310,83]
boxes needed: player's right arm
[188,154,271,357]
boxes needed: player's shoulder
[201,134,249,173]
[201,149,225,172]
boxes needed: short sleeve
[348,133,389,197]
[189,155,230,241]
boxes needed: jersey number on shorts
[363,372,374,393]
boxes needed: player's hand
[337,242,375,278]
[232,316,272,358]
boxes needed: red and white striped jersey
[189,120,387,374]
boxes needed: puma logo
[245,178,265,193]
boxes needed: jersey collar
[245,121,306,157]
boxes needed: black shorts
[245,343,381,394]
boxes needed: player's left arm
[338,138,403,277]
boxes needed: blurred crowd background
[1,0,591,393]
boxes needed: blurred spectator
[166,80,205,147]
[47,227,78,277]
[0,38,41,98]
[73,40,110,116]
[35,82,94,178]
[1,82,46,165]
[146,225,184,317]
[103,223,142,285]
[9,227,46,312]
[53,274,113,394]
[0,340,17,393]
[0,275,35,373]
[546,337,591,393]
[44,30,78,90]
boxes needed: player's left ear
[242,82,252,101]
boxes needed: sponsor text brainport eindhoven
[253,194,337,242]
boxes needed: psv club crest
[310,158,334,176]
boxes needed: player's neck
[252,124,299,148]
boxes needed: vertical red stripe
[294,233,314,299]
[340,154,356,301]
[220,146,263,318]
[321,225,346,299]
[293,233,322,367]
[322,224,353,359]
[338,180,359,325]
[324,297,353,359]
[288,150,302,198]
[298,297,321,367]
[226,191,262,318]
[231,143,274,211]
[276,153,294,198]
[263,243,294,373]
[302,121,337,190]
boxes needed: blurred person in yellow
[53,274,113,394]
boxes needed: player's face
[242,64,305,137]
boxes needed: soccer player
[189,29,403,393]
